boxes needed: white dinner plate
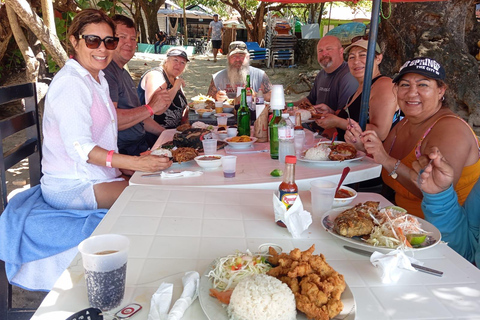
[199,260,356,320]
[298,141,365,165]
[224,137,258,149]
[321,207,441,251]
[214,113,234,118]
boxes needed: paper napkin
[370,250,423,284]
[273,194,312,238]
[160,171,203,179]
[147,271,200,320]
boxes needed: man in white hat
[207,41,272,102]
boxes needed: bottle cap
[287,103,294,107]
[285,155,297,164]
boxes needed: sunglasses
[350,34,369,45]
[79,35,119,50]
[229,43,247,51]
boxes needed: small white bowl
[332,186,357,208]
[222,106,234,113]
[218,132,228,140]
[194,155,223,169]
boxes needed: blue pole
[358,0,381,131]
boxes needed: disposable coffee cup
[310,180,337,216]
[78,234,129,311]
[270,84,285,110]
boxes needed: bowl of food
[222,104,234,113]
[194,155,223,169]
[196,109,213,118]
[225,136,257,149]
[217,130,228,140]
[333,186,357,207]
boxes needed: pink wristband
[106,150,114,168]
[145,104,154,116]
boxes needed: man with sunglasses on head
[104,15,171,157]
[293,35,358,114]
[207,41,272,103]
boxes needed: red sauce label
[279,192,298,209]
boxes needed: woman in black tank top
[315,39,400,142]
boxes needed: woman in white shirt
[41,9,172,210]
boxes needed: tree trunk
[41,0,55,31]
[5,0,67,68]
[379,0,480,132]
[5,3,38,82]
[0,6,12,61]
[138,0,164,44]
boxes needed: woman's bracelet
[106,150,114,168]
[388,159,401,180]
[145,104,154,116]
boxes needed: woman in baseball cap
[345,57,480,218]
[137,47,190,145]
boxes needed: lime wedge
[270,169,283,177]
[406,234,427,246]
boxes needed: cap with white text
[392,57,445,83]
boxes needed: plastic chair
[0,82,43,320]
[245,42,270,68]
[271,49,295,69]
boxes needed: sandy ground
[7,50,316,309]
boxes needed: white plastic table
[32,185,480,320]
[130,129,382,190]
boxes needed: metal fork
[345,106,352,128]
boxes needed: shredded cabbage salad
[364,207,429,249]
[207,250,272,291]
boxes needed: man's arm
[143,116,164,136]
[115,102,155,131]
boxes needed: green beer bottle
[237,89,251,136]
[269,109,282,159]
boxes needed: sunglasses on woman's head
[350,34,368,44]
[79,35,119,50]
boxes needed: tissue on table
[273,194,312,238]
[370,250,423,284]
[147,271,200,320]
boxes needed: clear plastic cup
[217,116,228,127]
[202,139,217,155]
[221,155,237,178]
[310,180,337,216]
[78,234,129,311]
[215,101,223,113]
[227,127,238,137]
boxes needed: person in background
[207,13,224,63]
[207,41,272,102]
[41,9,172,210]
[293,35,358,113]
[412,147,480,267]
[137,47,190,146]
[315,38,400,142]
[346,57,480,218]
[154,31,166,54]
[104,15,170,156]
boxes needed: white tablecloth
[130,129,382,190]
[33,186,480,320]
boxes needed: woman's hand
[314,103,334,114]
[315,113,338,129]
[174,78,186,90]
[136,154,172,172]
[411,147,454,194]
[344,120,366,152]
[360,130,389,165]
[216,90,228,102]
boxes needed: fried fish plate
[333,201,379,238]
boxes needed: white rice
[150,148,172,157]
[304,143,331,160]
[191,121,208,129]
[298,109,311,121]
[227,274,296,320]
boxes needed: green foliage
[97,0,123,13]
[47,55,60,73]
[0,49,24,79]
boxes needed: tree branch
[5,0,67,68]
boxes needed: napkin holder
[273,194,312,238]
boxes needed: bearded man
[294,35,358,112]
[207,41,272,102]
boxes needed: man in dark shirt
[104,15,170,156]
[294,35,358,112]
[155,31,166,54]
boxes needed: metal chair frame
[0,82,43,320]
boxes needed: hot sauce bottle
[277,155,298,227]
